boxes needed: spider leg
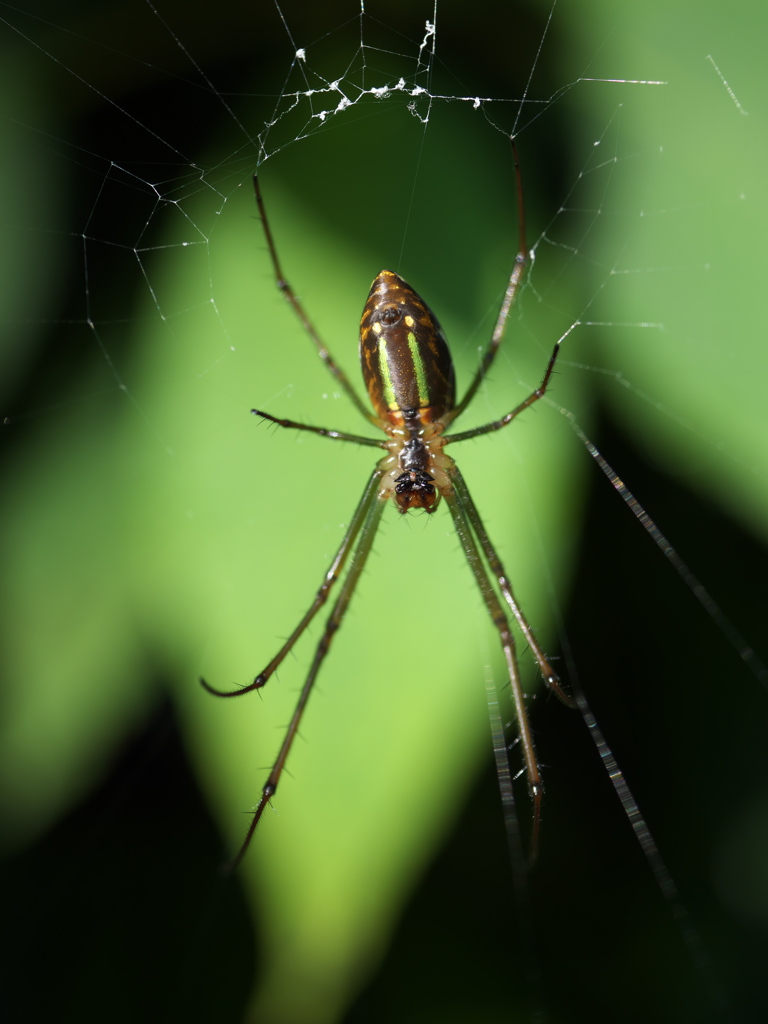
[227,480,389,870]
[252,408,386,448]
[253,175,378,427]
[451,466,574,708]
[443,337,561,445]
[448,141,528,424]
[443,469,544,863]
[200,466,387,698]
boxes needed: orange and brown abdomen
[359,270,456,427]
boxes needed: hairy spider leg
[200,467,386,700]
[448,466,574,710]
[222,469,389,870]
[446,145,528,424]
[442,464,545,856]
[253,176,377,427]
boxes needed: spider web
[2,2,768,1023]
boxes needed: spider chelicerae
[201,145,574,868]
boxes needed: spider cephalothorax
[393,436,438,512]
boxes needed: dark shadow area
[347,411,768,1024]
[1,696,256,1024]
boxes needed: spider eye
[379,306,402,326]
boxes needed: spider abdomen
[360,270,455,427]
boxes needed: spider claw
[545,672,577,709]
[198,676,263,698]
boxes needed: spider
[201,145,575,869]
